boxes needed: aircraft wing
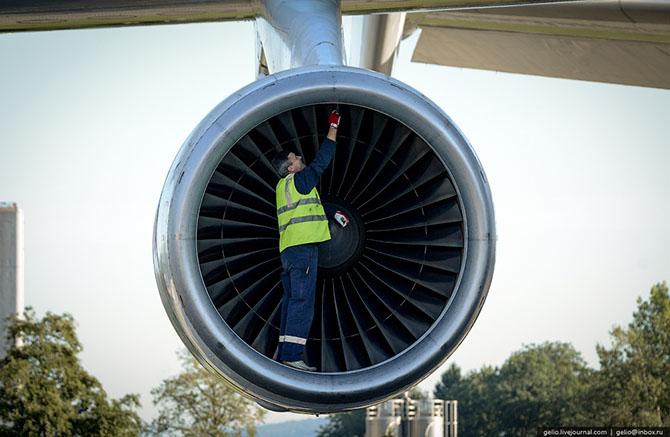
[2,0,668,88]
[404,0,670,89]
[0,0,585,33]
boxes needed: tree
[316,409,366,437]
[434,343,590,436]
[432,282,670,435]
[433,363,462,400]
[434,363,501,437]
[407,386,429,399]
[495,342,590,435]
[0,308,142,436]
[149,350,266,436]
[580,282,670,426]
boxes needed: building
[0,202,24,359]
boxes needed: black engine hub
[318,196,366,277]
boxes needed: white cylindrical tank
[406,399,445,437]
[366,398,454,437]
[0,202,24,359]
[366,399,404,437]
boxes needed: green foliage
[580,281,670,426]
[0,308,142,436]
[434,343,588,437]
[434,362,501,437]
[315,409,366,437]
[148,350,266,436]
[433,282,670,435]
[433,363,462,399]
[496,342,590,435]
[407,386,429,400]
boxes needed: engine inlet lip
[154,65,496,412]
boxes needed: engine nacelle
[153,65,495,413]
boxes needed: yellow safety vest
[276,174,331,252]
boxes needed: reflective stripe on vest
[278,214,328,233]
[276,174,331,252]
[277,197,322,216]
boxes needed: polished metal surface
[366,399,404,437]
[406,400,445,437]
[255,0,344,73]
[352,13,406,75]
[1,0,585,33]
[153,65,496,412]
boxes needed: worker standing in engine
[271,110,346,372]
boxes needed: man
[271,109,342,371]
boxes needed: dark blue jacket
[293,138,336,195]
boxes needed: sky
[0,18,669,425]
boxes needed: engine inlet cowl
[153,66,496,413]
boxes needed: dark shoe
[282,360,317,371]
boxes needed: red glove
[334,211,349,228]
[329,110,341,130]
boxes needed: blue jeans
[278,244,318,362]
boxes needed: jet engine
[153,65,495,413]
